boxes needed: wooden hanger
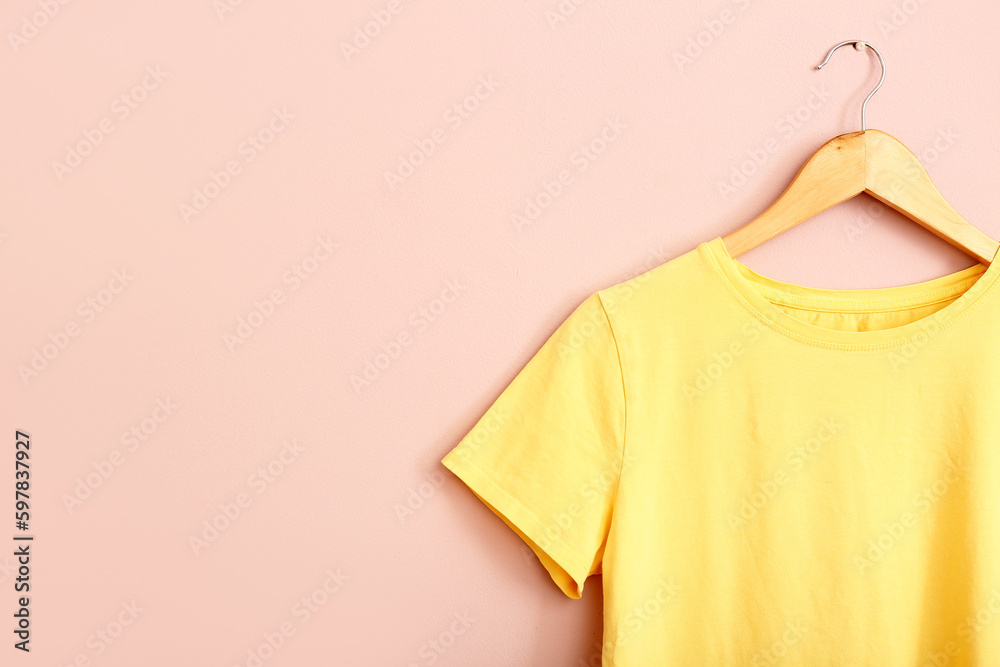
[722,40,999,266]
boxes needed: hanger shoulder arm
[864,130,999,265]
[723,133,866,257]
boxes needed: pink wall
[3,1,999,665]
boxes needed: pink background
[3,1,1000,665]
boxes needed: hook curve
[816,40,886,132]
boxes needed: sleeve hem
[441,451,594,599]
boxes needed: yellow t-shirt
[440,236,1000,666]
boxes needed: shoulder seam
[595,290,627,508]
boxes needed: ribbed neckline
[701,236,1000,350]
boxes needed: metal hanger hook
[816,40,886,132]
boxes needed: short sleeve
[441,291,626,599]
